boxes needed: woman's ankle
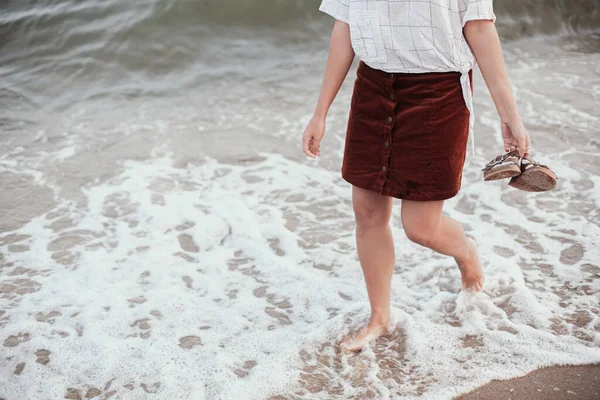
[369,313,390,326]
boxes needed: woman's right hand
[302,116,325,158]
[501,118,532,157]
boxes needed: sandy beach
[458,364,600,399]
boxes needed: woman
[301,0,532,352]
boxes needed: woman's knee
[354,205,389,228]
[401,201,443,247]
[403,223,435,247]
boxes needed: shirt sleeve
[318,0,350,24]
[460,0,496,27]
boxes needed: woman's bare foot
[455,237,484,291]
[339,320,389,353]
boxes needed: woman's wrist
[499,113,521,125]
[495,100,521,125]
[487,83,519,123]
[497,102,520,123]
[313,109,328,122]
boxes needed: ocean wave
[1,0,599,38]
[0,0,598,110]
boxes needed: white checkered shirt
[319,0,497,154]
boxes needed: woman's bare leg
[400,199,484,291]
[340,185,395,353]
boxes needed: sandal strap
[521,154,551,171]
[481,150,521,172]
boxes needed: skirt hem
[341,172,461,201]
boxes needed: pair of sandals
[481,150,558,192]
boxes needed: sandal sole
[483,165,522,181]
[508,168,558,192]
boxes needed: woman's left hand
[501,119,531,157]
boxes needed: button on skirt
[341,61,473,201]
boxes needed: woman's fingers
[311,138,321,156]
[302,135,321,158]
[302,136,316,158]
[505,141,517,152]
[504,136,518,153]
[524,135,532,156]
[517,136,527,157]
[517,129,532,157]
[501,122,516,152]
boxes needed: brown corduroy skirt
[341,61,472,201]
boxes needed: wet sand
[457,364,600,399]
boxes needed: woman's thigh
[352,185,394,227]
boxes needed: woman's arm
[302,20,355,158]
[463,20,531,157]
